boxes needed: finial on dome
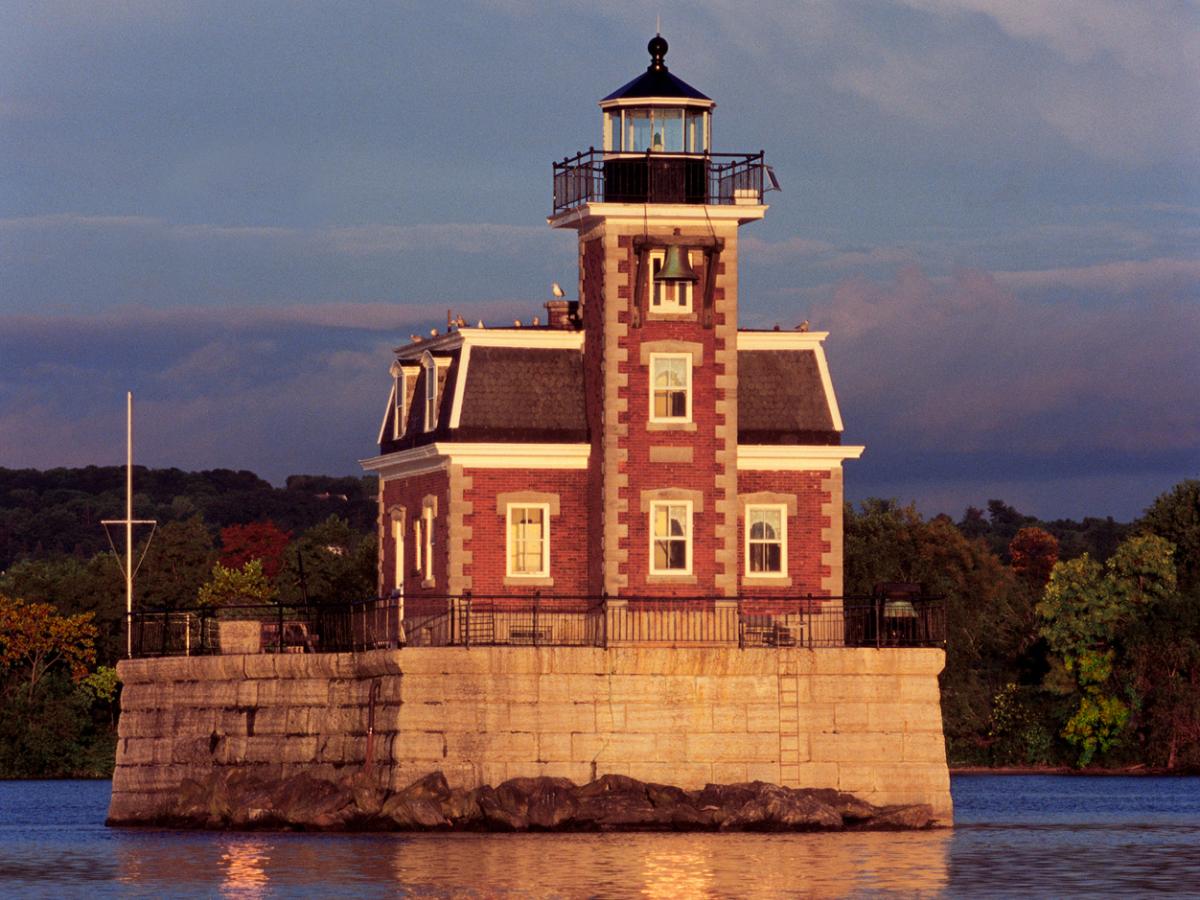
[647,34,668,71]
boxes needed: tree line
[0,466,378,777]
[0,465,1196,776]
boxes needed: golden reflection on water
[218,837,272,897]
[386,829,951,897]
[116,828,950,897]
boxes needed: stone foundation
[109,647,952,825]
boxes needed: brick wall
[737,470,832,596]
[462,468,589,595]
[381,470,451,597]
[109,647,953,825]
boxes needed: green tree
[197,559,278,608]
[1038,534,1177,765]
[1141,480,1200,594]
[135,516,215,609]
[280,515,376,605]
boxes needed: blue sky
[1,1,1197,521]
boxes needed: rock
[860,804,935,830]
[268,772,354,829]
[149,768,933,834]
[382,773,453,829]
[720,784,842,831]
[808,788,877,822]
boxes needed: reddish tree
[219,521,292,582]
[1009,526,1059,588]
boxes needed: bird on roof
[455,315,467,327]
[796,320,810,332]
[430,328,439,337]
[410,334,423,343]
[552,282,566,298]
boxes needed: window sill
[647,421,697,432]
[646,573,698,584]
[646,311,697,322]
[743,575,792,587]
[503,576,554,587]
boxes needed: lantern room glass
[605,108,708,153]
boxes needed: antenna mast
[102,392,157,657]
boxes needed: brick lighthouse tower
[550,35,851,601]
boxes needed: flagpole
[126,392,134,658]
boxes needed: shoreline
[951,765,1199,777]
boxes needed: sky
[1,0,1197,522]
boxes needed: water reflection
[7,777,1200,897]
[219,837,272,897]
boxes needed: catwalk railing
[127,593,944,657]
[552,149,768,214]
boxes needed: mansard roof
[738,349,840,445]
[456,346,587,442]
[377,327,842,454]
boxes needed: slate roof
[380,341,840,453]
[455,346,588,442]
[738,350,840,445]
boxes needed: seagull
[455,315,467,327]
[552,282,566,298]
[410,334,423,343]
[796,320,810,332]
[513,319,522,327]
[430,328,439,337]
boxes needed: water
[1,776,1197,897]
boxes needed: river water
[1,775,1197,897]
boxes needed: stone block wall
[109,647,952,824]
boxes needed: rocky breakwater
[110,770,938,832]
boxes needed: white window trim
[413,518,423,575]
[648,249,694,312]
[745,503,788,578]
[422,505,434,583]
[648,353,693,424]
[392,372,407,440]
[505,503,551,579]
[649,499,693,576]
[422,352,438,432]
[391,518,405,592]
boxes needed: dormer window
[392,370,407,439]
[422,352,438,432]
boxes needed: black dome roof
[602,36,711,102]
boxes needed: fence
[552,149,768,214]
[127,593,944,657]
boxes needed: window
[650,354,691,422]
[506,505,549,578]
[392,372,406,439]
[649,250,693,312]
[422,505,434,582]
[391,518,404,592]
[746,505,787,576]
[413,518,422,574]
[650,501,691,574]
[422,353,438,432]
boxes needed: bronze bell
[655,245,699,283]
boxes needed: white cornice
[737,331,830,349]
[361,442,592,479]
[548,202,767,230]
[598,97,715,110]
[395,327,583,359]
[737,445,865,471]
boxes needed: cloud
[817,265,1200,462]
[991,258,1200,295]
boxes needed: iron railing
[552,149,768,214]
[127,593,944,657]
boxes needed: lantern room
[551,35,771,214]
[600,35,713,155]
